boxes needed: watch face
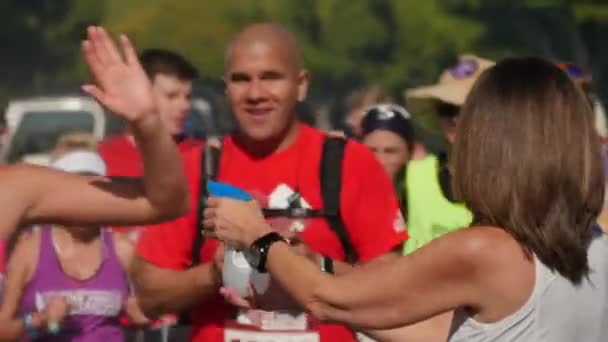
[244,246,261,269]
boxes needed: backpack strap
[320,136,359,264]
[190,141,222,266]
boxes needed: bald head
[225,23,304,72]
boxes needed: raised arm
[0,26,188,239]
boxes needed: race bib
[225,310,320,342]
[224,329,320,342]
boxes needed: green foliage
[2,0,608,133]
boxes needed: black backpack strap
[437,151,455,203]
[190,141,222,266]
[320,136,359,264]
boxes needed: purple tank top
[20,227,130,341]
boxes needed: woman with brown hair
[205,57,608,341]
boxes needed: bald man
[132,23,406,342]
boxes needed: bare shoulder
[418,227,525,273]
[7,228,40,281]
[112,231,135,270]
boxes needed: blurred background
[1,0,608,157]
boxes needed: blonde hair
[50,131,98,161]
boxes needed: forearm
[331,250,400,276]
[134,262,220,318]
[130,114,189,219]
[265,242,333,319]
[0,312,47,342]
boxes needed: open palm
[82,26,155,122]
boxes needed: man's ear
[296,70,310,102]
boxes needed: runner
[2,149,150,341]
[133,23,406,342]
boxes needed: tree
[0,0,102,108]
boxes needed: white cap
[49,151,107,176]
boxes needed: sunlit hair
[452,57,604,284]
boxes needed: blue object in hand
[207,180,252,201]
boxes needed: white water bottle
[222,247,252,297]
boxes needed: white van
[1,96,108,165]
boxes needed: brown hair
[139,49,199,81]
[452,57,604,284]
[346,85,393,112]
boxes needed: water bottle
[207,181,270,296]
[222,247,252,297]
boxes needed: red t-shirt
[98,134,202,177]
[137,124,407,342]
[98,134,202,235]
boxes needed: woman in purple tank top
[2,149,150,341]
[0,27,188,340]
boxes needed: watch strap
[251,232,288,273]
[320,255,334,274]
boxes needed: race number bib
[224,329,320,342]
[224,310,320,342]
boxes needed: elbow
[152,186,191,221]
[172,187,191,217]
[135,292,165,320]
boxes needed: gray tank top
[449,231,608,342]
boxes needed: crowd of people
[0,21,606,342]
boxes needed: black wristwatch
[320,255,334,274]
[245,232,288,273]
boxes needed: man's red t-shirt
[137,124,407,342]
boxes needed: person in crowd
[360,104,415,216]
[206,56,608,342]
[345,85,394,138]
[0,25,188,339]
[97,47,201,342]
[1,146,150,341]
[401,54,494,254]
[98,48,201,178]
[558,62,608,234]
[132,23,407,342]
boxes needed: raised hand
[82,26,156,122]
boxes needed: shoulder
[7,229,39,279]
[342,138,381,169]
[407,154,438,171]
[112,231,135,270]
[430,226,524,271]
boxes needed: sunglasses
[364,104,411,121]
[449,59,479,79]
[436,102,460,118]
[558,63,584,78]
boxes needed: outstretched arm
[206,198,487,331]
